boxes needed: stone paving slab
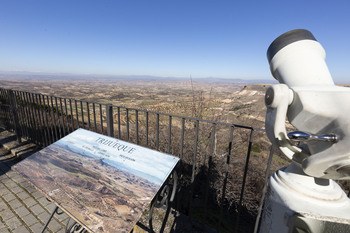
[0,131,69,233]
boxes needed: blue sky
[0,1,350,83]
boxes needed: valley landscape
[1,74,294,232]
[0,74,271,129]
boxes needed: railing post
[8,90,22,143]
[106,104,114,137]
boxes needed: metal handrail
[0,87,271,233]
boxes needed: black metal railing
[0,88,273,233]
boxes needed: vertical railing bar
[117,107,121,139]
[0,89,3,121]
[175,117,186,216]
[69,99,74,131]
[99,104,103,134]
[37,94,45,144]
[14,91,25,137]
[204,123,216,212]
[46,96,53,142]
[45,95,52,144]
[80,101,85,129]
[7,90,13,130]
[55,97,62,139]
[0,90,5,127]
[42,94,50,146]
[49,96,57,142]
[188,119,199,217]
[42,95,52,145]
[253,145,275,233]
[24,92,33,143]
[146,112,149,147]
[51,96,58,140]
[17,91,26,141]
[4,90,12,129]
[34,93,42,144]
[4,89,10,128]
[9,90,14,134]
[0,89,6,127]
[106,104,114,137]
[23,91,31,139]
[5,90,12,129]
[86,102,91,130]
[168,116,172,154]
[59,98,66,136]
[192,120,199,182]
[135,110,139,145]
[64,98,70,133]
[30,93,40,144]
[1,90,9,128]
[4,90,12,130]
[10,90,17,131]
[1,89,7,128]
[2,89,8,127]
[126,108,129,141]
[180,118,185,160]
[93,103,97,132]
[0,89,3,119]
[29,92,38,143]
[219,125,235,231]
[13,91,22,140]
[1,89,8,127]
[0,90,4,126]
[35,93,45,145]
[8,90,13,130]
[5,90,11,129]
[0,88,8,127]
[6,90,13,132]
[235,129,254,233]
[18,92,29,139]
[9,90,15,130]
[74,100,79,128]
[8,90,14,131]
[37,94,48,146]
[156,113,160,150]
[15,91,23,140]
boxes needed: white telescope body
[265,29,350,180]
[260,29,350,233]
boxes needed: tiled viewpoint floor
[0,134,69,233]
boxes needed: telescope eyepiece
[266,29,332,87]
[267,29,317,62]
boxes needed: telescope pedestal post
[259,163,350,233]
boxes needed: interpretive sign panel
[13,128,179,233]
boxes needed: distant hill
[0,71,275,84]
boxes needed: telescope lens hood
[267,29,317,62]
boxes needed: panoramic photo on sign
[13,128,179,233]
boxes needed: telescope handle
[288,131,337,142]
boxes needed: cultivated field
[0,75,268,128]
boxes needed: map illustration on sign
[13,128,179,233]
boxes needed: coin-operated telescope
[260,29,350,232]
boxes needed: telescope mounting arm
[265,84,309,163]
